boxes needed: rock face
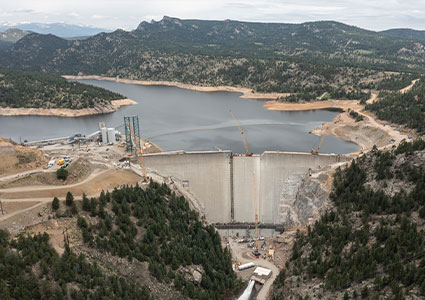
[178,265,204,285]
[192,269,203,285]
[279,170,331,229]
[279,173,305,227]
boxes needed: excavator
[311,134,326,155]
[230,110,252,156]
[129,122,148,182]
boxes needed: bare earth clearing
[0,137,46,176]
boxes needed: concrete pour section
[143,150,346,224]
[143,151,232,223]
[233,155,260,223]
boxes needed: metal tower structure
[124,115,141,153]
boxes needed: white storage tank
[238,262,255,271]
[101,127,108,145]
[107,128,116,144]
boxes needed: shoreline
[63,75,290,100]
[265,99,411,154]
[264,99,362,112]
[0,98,137,117]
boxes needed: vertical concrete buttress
[229,154,234,222]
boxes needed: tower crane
[129,122,148,182]
[311,134,326,155]
[252,172,260,258]
[230,110,252,156]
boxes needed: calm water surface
[0,79,358,154]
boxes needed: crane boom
[130,122,148,181]
[230,110,251,156]
[311,134,326,155]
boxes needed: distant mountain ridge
[381,28,425,41]
[0,28,29,50]
[0,22,111,38]
[0,28,29,43]
[2,16,425,95]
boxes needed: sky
[1,0,425,31]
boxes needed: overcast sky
[1,0,425,31]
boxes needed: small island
[0,68,137,117]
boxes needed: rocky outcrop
[279,170,331,229]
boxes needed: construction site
[0,113,352,299]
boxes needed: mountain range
[381,28,425,41]
[2,16,425,94]
[0,22,111,38]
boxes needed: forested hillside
[366,77,425,133]
[1,182,239,300]
[0,230,150,300]
[271,140,425,300]
[382,28,425,41]
[0,68,123,109]
[56,181,240,300]
[1,17,425,96]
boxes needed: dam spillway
[143,150,347,224]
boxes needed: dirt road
[0,168,141,199]
[0,167,50,183]
[400,79,419,94]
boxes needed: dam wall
[143,151,232,223]
[232,155,261,223]
[143,150,346,224]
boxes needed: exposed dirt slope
[0,137,46,176]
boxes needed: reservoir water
[0,79,358,154]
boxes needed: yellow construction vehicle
[129,122,148,182]
[311,134,326,155]
[230,110,252,156]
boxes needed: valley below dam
[0,79,359,154]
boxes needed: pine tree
[52,197,60,210]
[66,191,74,206]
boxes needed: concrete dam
[143,151,347,224]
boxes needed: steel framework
[124,115,140,152]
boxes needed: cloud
[68,12,80,17]
[12,9,35,14]
[91,14,108,20]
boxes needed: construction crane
[129,122,148,182]
[311,134,326,155]
[230,110,252,156]
[252,172,260,258]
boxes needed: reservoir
[0,79,358,154]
